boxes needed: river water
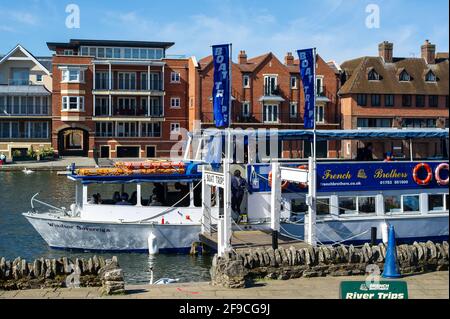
[0,171,212,284]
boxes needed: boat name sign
[204,171,225,188]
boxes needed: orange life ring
[268,171,289,190]
[297,165,308,189]
[435,163,449,186]
[413,163,433,186]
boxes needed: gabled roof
[339,55,449,95]
[198,52,274,73]
[0,44,51,75]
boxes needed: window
[316,77,324,96]
[425,71,437,82]
[264,76,277,96]
[403,195,420,212]
[89,47,96,57]
[399,70,410,81]
[140,49,148,60]
[170,123,181,133]
[97,48,105,58]
[80,47,89,56]
[402,94,412,106]
[357,118,392,128]
[356,94,367,106]
[416,95,425,107]
[61,68,85,83]
[132,49,139,59]
[243,75,250,88]
[124,48,132,59]
[429,95,438,107]
[368,69,380,81]
[117,72,136,90]
[358,197,376,214]
[105,48,113,58]
[62,96,84,111]
[113,48,121,59]
[63,49,74,56]
[11,68,29,85]
[141,123,161,137]
[402,118,436,128]
[385,195,401,213]
[428,194,446,212]
[36,74,43,82]
[316,105,325,123]
[146,146,156,158]
[141,73,148,90]
[317,198,330,215]
[116,98,136,115]
[95,72,109,90]
[263,104,278,123]
[170,72,181,83]
[371,94,381,106]
[95,97,109,116]
[95,122,114,137]
[289,102,297,118]
[339,197,357,215]
[170,97,181,108]
[290,76,297,89]
[117,122,138,137]
[384,94,394,106]
[242,102,250,117]
[290,198,308,216]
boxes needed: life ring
[435,163,449,186]
[297,165,308,189]
[268,171,289,190]
[412,163,433,186]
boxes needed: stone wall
[0,255,124,294]
[210,241,449,288]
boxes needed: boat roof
[67,173,202,184]
[199,128,449,140]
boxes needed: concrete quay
[1,271,448,299]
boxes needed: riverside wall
[210,241,449,288]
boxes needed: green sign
[340,281,408,299]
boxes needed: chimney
[378,41,393,63]
[238,50,247,64]
[285,52,294,65]
[421,39,436,64]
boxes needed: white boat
[23,161,219,253]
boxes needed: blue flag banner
[297,49,315,129]
[212,44,231,128]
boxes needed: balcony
[93,77,164,96]
[94,105,163,118]
[316,86,331,103]
[201,112,303,125]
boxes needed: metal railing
[94,106,163,117]
[201,112,309,124]
[0,106,50,116]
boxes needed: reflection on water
[0,171,212,284]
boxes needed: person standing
[231,170,252,223]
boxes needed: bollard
[272,230,278,250]
[371,227,377,246]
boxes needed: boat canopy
[198,128,449,141]
[67,173,202,185]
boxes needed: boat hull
[281,214,449,245]
[24,213,201,253]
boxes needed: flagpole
[311,47,317,246]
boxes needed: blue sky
[0,0,448,63]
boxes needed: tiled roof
[339,55,449,95]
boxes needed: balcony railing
[7,79,32,86]
[94,105,163,117]
[94,79,163,91]
[200,112,329,125]
[0,106,50,116]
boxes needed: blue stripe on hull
[49,246,192,254]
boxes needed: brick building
[0,45,52,160]
[189,51,341,158]
[339,40,449,159]
[47,39,189,159]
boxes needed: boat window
[141,183,190,207]
[429,194,445,212]
[193,181,202,207]
[402,195,420,212]
[358,196,376,214]
[317,197,330,215]
[446,194,449,211]
[339,197,357,215]
[87,183,137,205]
[385,195,401,213]
[291,198,308,213]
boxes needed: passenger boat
[199,128,449,245]
[23,160,219,253]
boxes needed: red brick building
[189,51,342,158]
[47,39,189,159]
[339,40,449,159]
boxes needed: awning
[0,85,51,96]
[199,128,449,141]
[258,96,285,102]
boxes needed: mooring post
[371,227,377,246]
[270,162,281,250]
[272,230,279,250]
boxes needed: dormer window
[425,70,437,82]
[399,70,410,82]
[368,69,380,81]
